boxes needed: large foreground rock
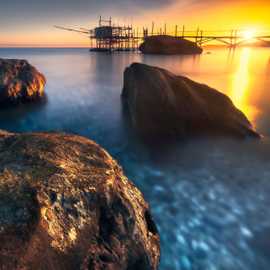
[0,131,160,270]
[122,63,260,139]
[0,59,46,104]
[139,35,203,55]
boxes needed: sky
[0,0,270,47]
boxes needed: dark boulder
[139,35,203,55]
[0,131,160,270]
[122,63,260,140]
[0,58,46,104]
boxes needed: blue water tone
[1,47,270,270]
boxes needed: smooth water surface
[1,47,270,270]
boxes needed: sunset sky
[1,0,270,47]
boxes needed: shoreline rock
[122,63,260,140]
[0,58,46,105]
[139,35,203,55]
[0,131,160,269]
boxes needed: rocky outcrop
[139,35,203,55]
[0,131,160,270]
[122,63,260,139]
[0,59,46,104]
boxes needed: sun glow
[242,29,256,40]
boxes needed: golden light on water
[230,48,259,123]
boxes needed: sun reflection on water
[230,48,259,124]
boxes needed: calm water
[1,47,270,270]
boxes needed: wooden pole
[195,27,200,43]
[234,29,238,47]
[175,25,178,37]
[230,29,233,46]
[182,25,185,37]
[151,22,155,36]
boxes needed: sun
[242,30,256,40]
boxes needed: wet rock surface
[139,35,203,55]
[0,131,160,270]
[122,63,260,140]
[0,59,46,105]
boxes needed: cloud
[1,0,176,15]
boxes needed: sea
[1,47,270,270]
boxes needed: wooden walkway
[143,25,270,47]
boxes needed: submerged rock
[0,58,46,104]
[139,35,203,55]
[122,63,260,140]
[0,131,160,270]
